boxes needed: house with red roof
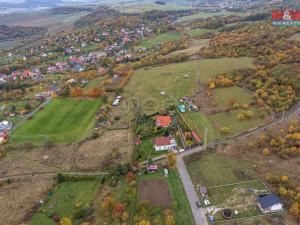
[191,131,202,144]
[153,136,177,151]
[155,115,172,128]
[98,67,107,75]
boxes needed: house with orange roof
[155,115,172,128]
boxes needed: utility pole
[204,128,208,150]
[282,111,285,124]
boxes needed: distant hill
[0,24,46,41]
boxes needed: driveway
[177,146,209,225]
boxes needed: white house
[258,193,283,213]
[153,137,177,151]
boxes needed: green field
[182,106,265,143]
[186,152,258,186]
[30,180,101,225]
[136,32,181,49]
[177,11,243,23]
[11,98,102,143]
[138,169,196,225]
[214,86,253,108]
[186,28,219,37]
[125,57,254,114]
[114,2,193,13]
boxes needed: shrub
[220,127,230,134]
[262,148,270,156]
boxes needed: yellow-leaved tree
[60,217,72,225]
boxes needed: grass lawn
[186,152,258,186]
[114,2,193,13]
[30,180,101,225]
[136,31,181,49]
[187,28,219,37]
[137,138,167,161]
[11,98,102,144]
[214,86,253,108]
[177,11,243,23]
[125,57,254,114]
[138,169,196,225]
[83,76,106,90]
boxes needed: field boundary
[206,179,269,189]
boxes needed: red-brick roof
[154,137,171,147]
[155,115,172,127]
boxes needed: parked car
[196,201,202,208]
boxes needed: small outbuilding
[147,164,158,172]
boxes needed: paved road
[177,148,208,225]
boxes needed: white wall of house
[259,203,283,214]
[154,145,171,151]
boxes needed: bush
[220,127,230,134]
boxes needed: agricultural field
[176,11,243,23]
[113,2,193,13]
[125,57,254,115]
[164,39,210,58]
[0,10,88,34]
[0,39,23,50]
[11,98,102,144]
[137,169,196,225]
[30,180,101,225]
[136,31,181,49]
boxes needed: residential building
[153,136,177,151]
[257,193,283,213]
[155,115,172,128]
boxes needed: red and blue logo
[272,9,300,26]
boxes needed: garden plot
[138,179,172,207]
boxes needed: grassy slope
[138,169,196,225]
[125,57,254,114]
[114,3,193,13]
[214,86,253,108]
[30,180,101,225]
[187,28,219,37]
[11,98,102,143]
[136,32,181,49]
[183,106,265,143]
[177,11,242,23]
[186,152,258,186]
